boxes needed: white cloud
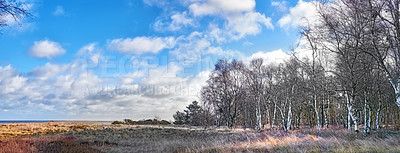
[1,2,33,26]
[271,1,288,12]
[189,0,255,16]
[29,63,68,80]
[108,36,176,54]
[121,71,143,85]
[278,0,318,29]
[143,0,169,8]
[28,39,66,59]
[154,11,194,31]
[77,43,96,55]
[225,12,274,40]
[0,67,27,94]
[150,0,272,42]
[244,49,290,65]
[188,0,273,41]
[1,42,213,120]
[53,6,65,16]
[170,12,194,29]
[77,43,103,66]
[1,2,36,34]
[243,41,254,46]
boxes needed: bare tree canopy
[174,0,400,133]
[0,0,30,28]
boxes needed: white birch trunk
[266,105,270,129]
[325,96,330,128]
[256,99,262,131]
[286,102,292,131]
[364,101,367,136]
[346,91,358,131]
[384,72,400,109]
[272,103,276,129]
[368,107,371,133]
[278,106,285,130]
[396,93,400,109]
[351,109,358,132]
[348,109,351,131]
[314,97,321,133]
[376,107,380,131]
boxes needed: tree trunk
[256,98,262,131]
[376,107,380,131]
[397,93,400,109]
[348,108,351,131]
[296,112,300,129]
[340,113,346,128]
[363,100,368,136]
[286,102,292,131]
[272,102,276,129]
[321,95,325,128]
[368,107,371,133]
[325,95,330,128]
[279,107,285,130]
[314,97,321,133]
[266,105,270,129]
[346,91,358,132]
[348,106,358,132]
[383,69,400,109]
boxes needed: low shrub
[124,119,137,125]
[158,120,171,125]
[111,121,125,124]
[118,119,171,125]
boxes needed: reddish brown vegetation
[0,135,103,153]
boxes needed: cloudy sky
[0,0,316,121]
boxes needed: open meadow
[1,121,400,152]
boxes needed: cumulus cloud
[149,0,272,41]
[244,49,290,65]
[28,63,68,80]
[225,12,273,40]
[77,43,103,66]
[189,0,255,16]
[28,40,66,59]
[0,65,27,95]
[2,41,213,120]
[186,0,273,40]
[271,1,288,12]
[154,11,194,31]
[53,6,65,16]
[278,0,318,29]
[108,37,176,54]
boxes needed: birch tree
[0,0,30,28]
[201,59,246,128]
[246,58,267,131]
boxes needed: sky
[0,0,317,121]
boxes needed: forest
[174,0,400,135]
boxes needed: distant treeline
[112,119,171,125]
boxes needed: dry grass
[0,121,110,139]
[72,127,252,152]
[211,128,400,152]
[0,135,103,153]
[72,126,400,152]
[1,122,400,152]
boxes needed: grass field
[1,122,400,152]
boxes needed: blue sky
[0,0,317,120]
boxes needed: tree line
[173,0,400,134]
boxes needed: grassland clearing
[1,122,400,152]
